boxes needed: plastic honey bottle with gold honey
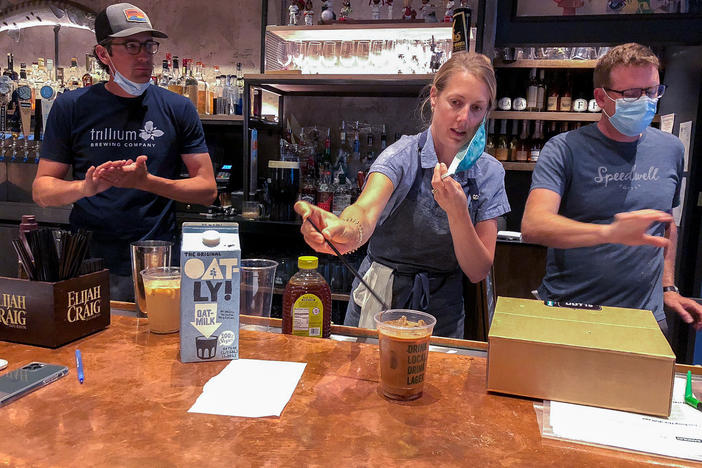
[282,256,331,338]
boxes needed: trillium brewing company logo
[89,121,165,148]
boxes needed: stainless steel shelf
[245,73,432,97]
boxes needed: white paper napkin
[188,359,307,418]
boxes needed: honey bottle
[282,256,332,338]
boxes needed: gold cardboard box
[487,297,675,418]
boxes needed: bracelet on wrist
[341,217,363,253]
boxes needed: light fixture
[0,1,95,33]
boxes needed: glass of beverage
[339,41,355,68]
[241,201,263,220]
[322,41,338,70]
[375,309,436,401]
[306,41,322,74]
[291,40,307,71]
[277,41,293,70]
[130,240,172,317]
[355,40,371,69]
[140,267,181,334]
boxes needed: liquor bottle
[494,119,509,162]
[195,62,210,115]
[210,66,221,113]
[558,72,572,112]
[44,58,54,81]
[526,68,539,112]
[560,121,569,134]
[5,53,18,80]
[82,54,93,87]
[300,175,317,204]
[547,71,560,112]
[508,119,519,161]
[513,80,527,112]
[529,120,544,162]
[572,77,588,113]
[545,121,558,141]
[349,128,362,177]
[235,62,244,115]
[316,169,334,212]
[485,119,496,156]
[514,120,530,162]
[336,121,350,178]
[159,59,170,88]
[322,128,332,171]
[168,56,182,95]
[380,124,387,152]
[451,1,472,53]
[183,60,199,111]
[332,173,351,216]
[497,80,512,111]
[365,132,376,171]
[536,69,546,112]
[67,57,80,90]
[56,67,65,94]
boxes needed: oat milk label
[180,222,240,363]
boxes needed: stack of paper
[544,376,702,462]
[188,359,307,418]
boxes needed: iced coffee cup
[140,267,181,334]
[375,309,436,401]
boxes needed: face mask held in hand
[602,90,658,137]
[443,117,486,178]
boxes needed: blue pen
[75,349,84,384]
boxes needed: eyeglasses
[603,84,667,102]
[110,40,160,55]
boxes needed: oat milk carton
[180,222,240,363]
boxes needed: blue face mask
[107,55,152,96]
[444,117,486,177]
[603,90,658,137]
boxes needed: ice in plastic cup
[130,241,172,317]
[375,309,437,401]
[140,267,181,334]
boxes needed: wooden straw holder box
[0,270,110,348]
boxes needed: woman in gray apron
[295,52,510,338]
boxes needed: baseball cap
[94,3,167,43]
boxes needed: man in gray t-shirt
[522,43,702,335]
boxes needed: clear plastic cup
[240,259,278,331]
[375,309,437,401]
[130,241,172,317]
[140,267,181,334]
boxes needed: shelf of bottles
[494,59,598,69]
[264,23,475,75]
[156,55,247,121]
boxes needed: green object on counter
[685,371,702,412]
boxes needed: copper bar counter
[0,311,697,467]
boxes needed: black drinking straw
[305,217,390,311]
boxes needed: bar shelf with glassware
[265,23,475,75]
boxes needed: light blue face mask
[603,90,658,137]
[107,55,152,96]
[443,117,486,178]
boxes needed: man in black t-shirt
[32,3,217,300]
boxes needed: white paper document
[545,376,702,462]
[188,359,307,418]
